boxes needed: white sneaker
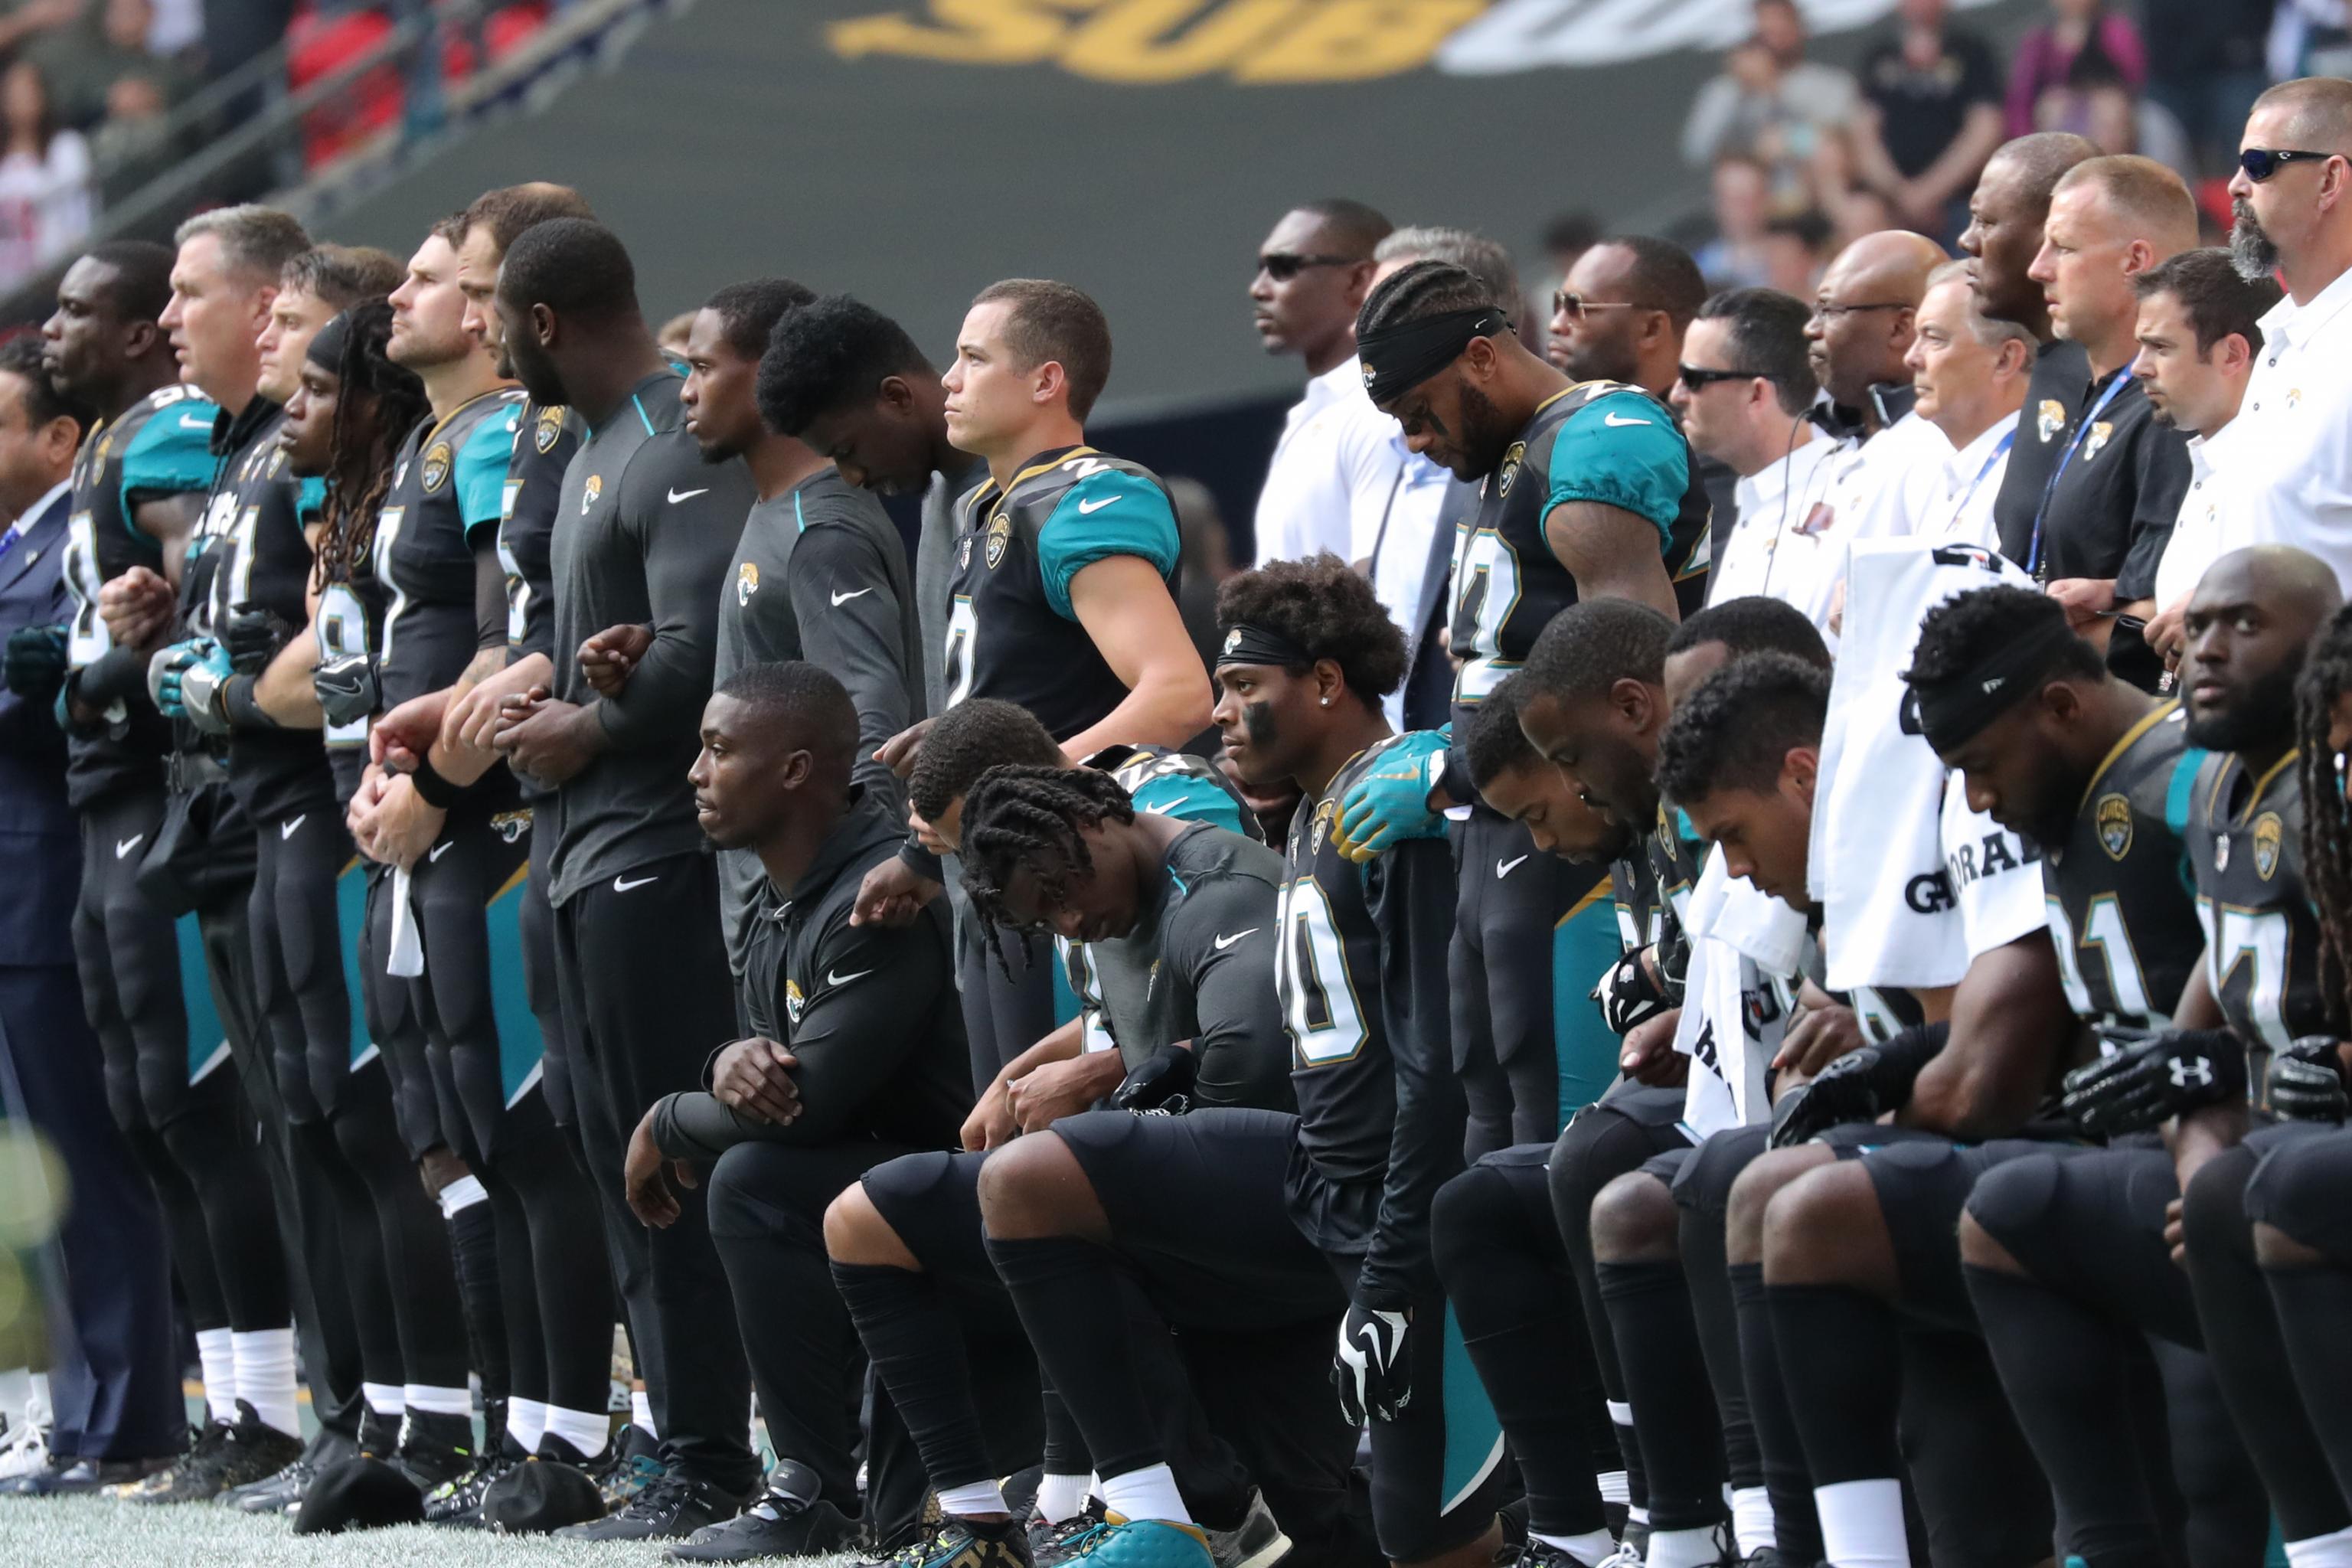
[0,1392,51,1481]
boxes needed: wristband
[220,674,277,731]
[410,751,464,809]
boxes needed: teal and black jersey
[1282,736,1462,1305]
[2190,750,2327,1094]
[60,384,217,809]
[942,444,1182,742]
[374,389,518,710]
[2043,702,2206,1029]
[205,403,332,820]
[500,397,583,664]
[1446,382,1709,733]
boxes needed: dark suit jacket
[1401,477,1478,733]
[0,489,81,968]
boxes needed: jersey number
[2198,900,2294,1053]
[1451,524,1522,703]
[316,581,372,750]
[1276,877,1367,1067]
[942,595,977,710]
[2047,893,2161,1027]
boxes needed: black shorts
[1965,1139,2200,1347]
[2243,1122,2352,1259]
[1670,1122,1770,1219]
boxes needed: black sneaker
[121,1419,233,1504]
[423,1449,523,1528]
[556,1471,745,1542]
[390,1409,475,1494]
[1200,1490,1291,1568]
[667,1460,859,1562]
[356,1404,401,1460]
[224,1427,355,1515]
[212,1402,305,1493]
[869,1516,1036,1568]
[593,1422,665,1509]
[1031,1498,1109,1567]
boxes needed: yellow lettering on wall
[828,0,1089,65]
[1060,0,1304,83]
[1237,0,1488,81]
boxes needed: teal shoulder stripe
[2164,750,2207,838]
[632,394,656,436]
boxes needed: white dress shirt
[1708,430,1842,606]
[2154,416,2257,611]
[1920,410,2020,549]
[1253,356,1395,567]
[2232,265,2352,591]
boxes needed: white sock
[1534,1529,1619,1565]
[1814,1478,1908,1568]
[1731,1487,1775,1559]
[544,1403,610,1462]
[25,1374,46,1424]
[232,1328,299,1437]
[632,1389,656,1438]
[364,1382,405,1416]
[1598,1470,1629,1505]
[2287,1526,2352,1568]
[1628,1507,1651,1526]
[1100,1463,1192,1526]
[1036,1472,1090,1524]
[437,1174,488,1217]
[938,1479,1010,1518]
[196,1329,237,1424]
[507,1397,547,1455]
[405,1383,472,1416]
[1647,1525,1724,1568]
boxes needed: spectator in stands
[1761,210,1833,296]
[657,309,695,362]
[31,0,185,132]
[89,70,168,206]
[0,1,80,65]
[2005,0,2146,139]
[1681,0,1859,211]
[1696,155,1775,289]
[0,60,90,290]
[1534,210,1600,336]
[2143,0,2270,172]
[1851,0,2006,241]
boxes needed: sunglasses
[1551,291,1645,321]
[2239,147,2335,182]
[1257,253,1356,283]
[1677,364,1778,389]
[1808,299,1910,323]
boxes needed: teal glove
[1332,727,1451,863]
[148,637,224,718]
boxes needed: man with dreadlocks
[1949,547,2352,1567]
[1329,256,1712,1158]
[824,759,1299,1568]
[959,556,1494,1568]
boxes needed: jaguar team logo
[534,405,566,453]
[1361,361,1377,390]
[2288,387,2305,410]
[421,440,452,492]
[2255,812,2284,880]
[488,808,531,844]
[2081,422,2114,462]
[737,561,760,606]
[784,978,805,1024]
[581,475,603,515]
[2037,399,2068,443]
[1496,440,1527,498]
[1312,798,1334,853]
[267,449,286,479]
[1222,627,1243,656]
[985,512,1011,570]
[2096,793,2133,860]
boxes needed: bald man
[2223,77,2352,590]
[1778,230,1951,635]
[1957,132,2101,561]
[1961,544,2346,1568]
[2020,155,2198,688]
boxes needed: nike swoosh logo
[613,874,658,892]
[1214,928,1260,950]
[179,414,211,430]
[430,841,453,862]
[830,587,873,606]
[115,834,143,859]
[1602,411,1651,427]
[1076,495,1117,514]
[667,488,708,505]
[1496,854,1530,877]
[825,968,873,986]
[280,815,306,841]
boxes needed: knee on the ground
[1590,1170,1678,1263]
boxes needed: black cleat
[869,1515,1037,1568]
[423,1449,523,1528]
[556,1471,745,1542]
[666,1460,859,1562]
[390,1408,475,1494]
[118,1420,233,1504]
[1200,1491,1291,1568]
[224,1426,356,1515]
[1032,1498,1109,1567]
[593,1421,665,1509]
[212,1403,305,1494]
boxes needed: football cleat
[1034,1498,1110,1567]
[666,1461,859,1563]
[867,1515,1037,1568]
[1200,1490,1291,1568]
[556,1471,743,1542]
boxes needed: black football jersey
[60,384,218,808]
[1447,381,1710,733]
[943,445,1182,743]
[2190,750,2328,1098]
[2043,703,2206,1028]
[375,390,518,710]
[499,397,583,664]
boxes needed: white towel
[387,865,425,978]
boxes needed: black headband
[306,310,354,372]
[1900,616,2082,752]
[1217,622,1316,670]
[1357,306,1508,406]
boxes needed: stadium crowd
[4,50,2352,1568]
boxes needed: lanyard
[1943,428,2016,535]
[2027,372,2131,577]
[0,526,19,565]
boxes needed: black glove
[312,652,378,728]
[1112,1045,1197,1112]
[1593,948,1672,1035]
[3,622,67,707]
[1333,1302,1413,1425]
[1768,1021,1950,1148]
[223,604,296,675]
[2062,1026,2247,1138]
[2269,1037,2347,1125]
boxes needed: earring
[1321,697,1332,707]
